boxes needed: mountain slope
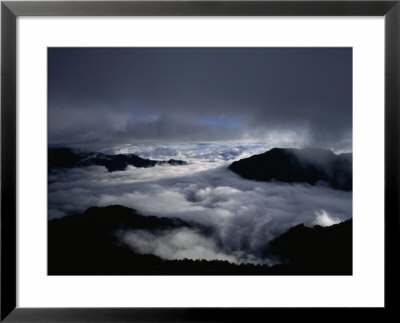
[228,148,352,190]
[48,148,187,172]
[266,219,352,275]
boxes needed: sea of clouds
[48,143,352,264]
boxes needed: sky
[48,47,352,151]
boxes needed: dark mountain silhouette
[48,147,85,169]
[228,148,352,190]
[48,148,187,172]
[48,205,352,275]
[266,219,352,275]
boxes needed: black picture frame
[1,0,399,321]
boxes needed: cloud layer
[49,144,352,264]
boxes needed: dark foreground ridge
[267,219,352,274]
[48,147,187,172]
[48,205,352,275]
[228,148,352,190]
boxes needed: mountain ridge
[48,147,187,172]
[228,147,352,190]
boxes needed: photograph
[47,47,353,275]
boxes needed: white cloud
[313,209,341,226]
[120,228,238,263]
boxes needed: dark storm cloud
[48,47,352,148]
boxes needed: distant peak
[229,147,352,190]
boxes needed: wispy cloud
[313,210,341,226]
